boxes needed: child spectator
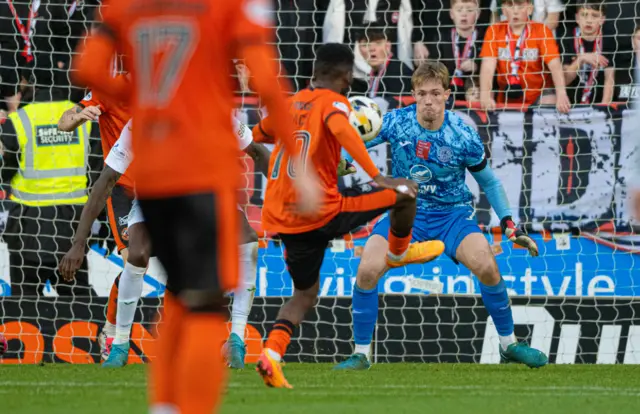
[351,28,413,99]
[429,0,484,102]
[491,0,566,32]
[479,0,570,112]
[465,76,481,103]
[560,2,614,105]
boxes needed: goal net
[1,0,639,365]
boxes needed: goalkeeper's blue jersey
[365,105,485,212]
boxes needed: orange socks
[149,292,184,409]
[149,292,228,414]
[105,273,121,326]
[175,314,227,414]
[388,230,412,259]
[265,319,295,359]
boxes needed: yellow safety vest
[8,101,91,207]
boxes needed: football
[348,96,383,142]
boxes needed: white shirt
[105,116,254,174]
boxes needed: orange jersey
[254,87,381,234]
[80,0,286,198]
[480,21,560,105]
[79,82,134,191]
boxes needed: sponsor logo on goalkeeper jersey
[35,126,79,146]
[410,165,432,182]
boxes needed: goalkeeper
[335,61,546,370]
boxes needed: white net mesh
[1,0,639,365]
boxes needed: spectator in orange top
[479,0,570,112]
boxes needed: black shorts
[279,184,396,291]
[139,189,238,298]
[106,184,135,252]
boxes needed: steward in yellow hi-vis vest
[0,88,98,297]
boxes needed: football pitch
[2,364,639,414]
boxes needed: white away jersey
[105,119,133,174]
[234,116,253,151]
[105,117,253,174]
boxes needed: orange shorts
[137,188,239,295]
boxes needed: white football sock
[231,242,258,341]
[355,344,372,359]
[149,404,178,414]
[103,321,116,338]
[113,263,146,345]
[266,348,282,362]
[499,333,517,351]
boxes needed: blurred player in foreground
[335,61,547,371]
[73,0,318,412]
[59,117,270,369]
[58,75,132,361]
[251,43,445,388]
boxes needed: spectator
[560,2,614,105]
[491,0,566,32]
[350,28,413,103]
[413,0,493,68]
[0,83,97,297]
[322,0,416,70]
[616,24,640,102]
[429,0,484,102]
[275,0,317,91]
[0,0,94,110]
[479,0,570,112]
[465,76,481,102]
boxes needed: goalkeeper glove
[500,216,539,257]
[337,159,356,176]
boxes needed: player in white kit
[60,117,270,368]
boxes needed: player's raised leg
[103,202,151,367]
[224,209,258,369]
[258,188,443,387]
[455,232,547,368]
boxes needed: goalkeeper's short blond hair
[411,61,450,90]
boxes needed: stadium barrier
[1,296,639,364]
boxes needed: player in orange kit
[57,74,132,361]
[72,0,318,412]
[252,43,445,388]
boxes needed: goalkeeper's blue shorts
[370,205,481,261]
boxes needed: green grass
[1,364,639,414]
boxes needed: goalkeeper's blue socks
[352,283,378,358]
[479,278,517,350]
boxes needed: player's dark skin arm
[244,141,271,177]
[59,166,121,281]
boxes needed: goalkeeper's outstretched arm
[59,166,121,280]
[468,158,511,221]
[470,159,539,256]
